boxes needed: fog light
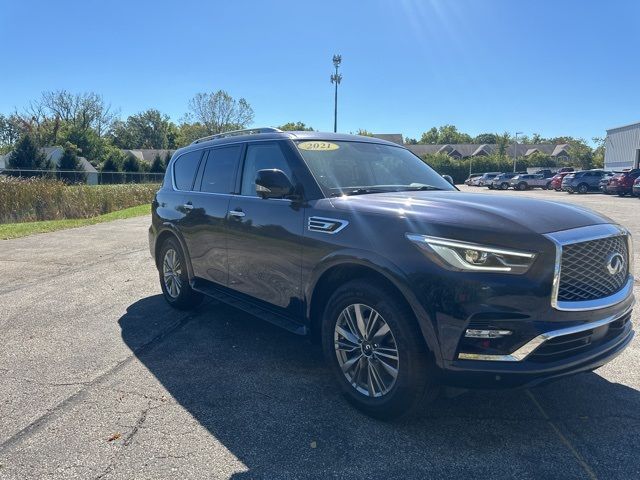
[464,249,488,264]
[465,329,512,339]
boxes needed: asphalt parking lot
[1,188,639,479]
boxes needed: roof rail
[191,127,283,145]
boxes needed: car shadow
[119,295,640,479]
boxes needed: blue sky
[1,0,639,142]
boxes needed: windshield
[295,140,456,196]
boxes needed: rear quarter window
[173,150,203,190]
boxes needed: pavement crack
[526,389,598,480]
[0,306,204,456]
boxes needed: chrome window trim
[170,138,289,193]
[458,301,634,362]
[544,224,633,311]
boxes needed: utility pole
[513,131,523,172]
[330,54,342,133]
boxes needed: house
[121,149,174,164]
[604,121,640,170]
[0,146,99,184]
[405,143,571,160]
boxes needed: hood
[328,191,612,236]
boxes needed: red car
[605,169,640,196]
[549,172,572,191]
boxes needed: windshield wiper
[398,184,444,191]
[330,187,396,197]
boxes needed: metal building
[605,121,640,170]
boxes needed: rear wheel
[577,183,589,194]
[321,280,436,420]
[517,182,527,191]
[158,238,203,310]
[544,182,551,190]
[500,182,509,190]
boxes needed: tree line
[0,89,259,177]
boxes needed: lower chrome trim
[458,301,634,362]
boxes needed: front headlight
[406,234,536,274]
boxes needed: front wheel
[517,182,527,191]
[321,280,436,420]
[158,238,203,310]
[500,182,509,190]
[577,183,589,194]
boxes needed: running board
[191,279,308,336]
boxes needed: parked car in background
[562,170,606,194]
[550,172,572,191]
[490,172,520,190]
[477,172,501,187]
[599,172,616,193]
[633,177,640,197]
[533,169,554,178]
[465,173,482,186]
[510,173,553,191]
[605,169,640,196]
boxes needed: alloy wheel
[162,248,183,298]
[334,303,399,398]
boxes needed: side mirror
[255,169,295,199]
[442,174,454,185]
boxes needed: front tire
[158,238,203,310]
[517,182,527,191]
[321,280,436,420]
[500,182,509,190]
[577,183,589,194]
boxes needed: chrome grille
[558,235,629,302]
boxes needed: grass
[0,204,150,240]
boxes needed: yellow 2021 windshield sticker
[297,141,340,151]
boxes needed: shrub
[0,176,158,223]
[7,134,52,175]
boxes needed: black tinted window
[174,150,202,190]
[241,143,293,196]
[200,145,242,194]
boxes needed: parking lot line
[526,389,598,480]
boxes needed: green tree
[100,148,125,184]
[568,139,594,170]
[419,127,439,144]
[58,142,85,182]
[110,109,176,149]
[0,113,24,153]
[187,90,254,135]
[7,134,50,175]
[404,137,418,145]
[356,129,374,137]
[278,122,314,131]
[473,133,497,144]
[495,131,511,158]
[150,153,166,173]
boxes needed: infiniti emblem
[606,252,625,275]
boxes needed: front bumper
[441,301,634,388]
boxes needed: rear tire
[321,280,436,420]
[517,182,527,191]
[500,182,509,190]
[577,183,589,194]
[158,238,203,310]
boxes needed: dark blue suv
[149,128,634,419]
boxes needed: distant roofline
[606,121,640,133]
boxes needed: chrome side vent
[308,216,348,234]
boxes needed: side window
[173,150,202,190]
[241,143,293,196]
[200,145,242,194]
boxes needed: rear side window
[200,145,242,194]
[173,150,202,190]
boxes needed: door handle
[183,203,194,210]
[229,210,245,218]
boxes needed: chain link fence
[0,169,165,185]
